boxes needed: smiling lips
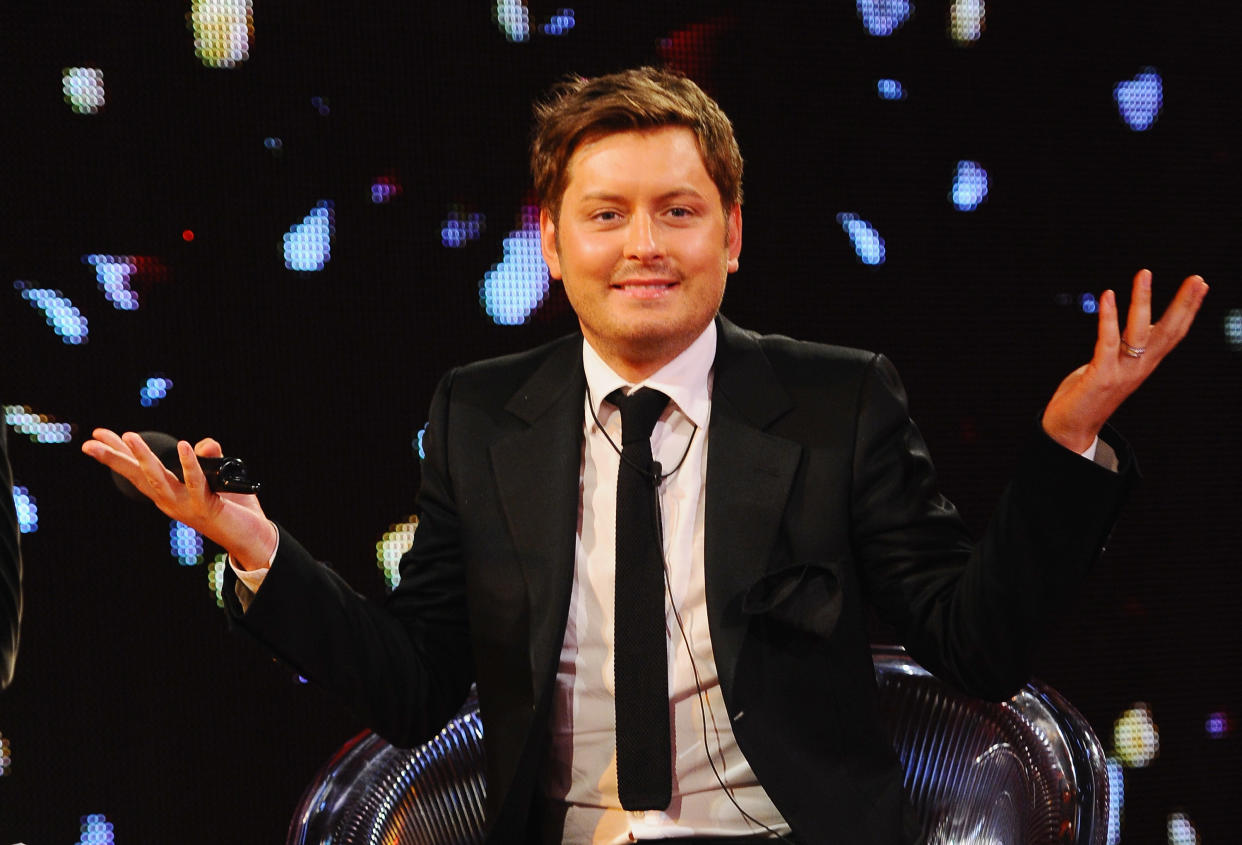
[612,279,679,299]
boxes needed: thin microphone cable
[655,492,795,844]
[589,386,794,841]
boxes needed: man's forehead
[563,126,713,190]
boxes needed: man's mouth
[611,281,678,299]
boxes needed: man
[2,424,22,690]
[83,68,1207,842]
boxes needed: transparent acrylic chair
[287,646,1111,844]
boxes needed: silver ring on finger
[1120,337,1146,358]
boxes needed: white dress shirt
[544,321,789,842]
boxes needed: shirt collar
[582,320,716,429]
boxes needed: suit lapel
[489,338,585,702]
[705,317,803,702]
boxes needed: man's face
[540,126,742,378]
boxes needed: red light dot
[181,229,195,242]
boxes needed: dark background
[1,2,1238,841]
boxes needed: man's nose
[625,213,663,261]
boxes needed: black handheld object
[110,431,261,500]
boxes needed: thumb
[194,437,224,459]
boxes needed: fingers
[194,437,224,459]
[178,439,211,495]
[1121,269,1153,352]
[122,431,179,498]
[1093,289,1120,365]
[1111,271,1208,367]
[1149,274,1209,355]
[82,428,145,483]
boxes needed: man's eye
[667,207,694,218]
[593,211,620,222]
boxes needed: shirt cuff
[1080,437,1099,463]
[228,522,280,594]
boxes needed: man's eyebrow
[574,187,708,204]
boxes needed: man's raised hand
[82,429,277,570]
[1041,269,1208,453]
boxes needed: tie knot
[607,387,670,444]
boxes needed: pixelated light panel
[1113,701,1160,768]
[836,213,886,266]
[951,161,989,212]
[479,205,549,325]
[62,68,105,114]
[5,405,75,444]
[76,814,115,845]
[170,520,204,567]
[376,516,419,591]
[14,283,89,344]
[948,0,986,43]
[857,0,912,37]
[284,201,335,271]
[189,0,254,68]
[12,486,38,535]
[1114,67,1163,131]
[493,2,575,42]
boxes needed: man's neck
[582,325,715,384]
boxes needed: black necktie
[607,387,673,811]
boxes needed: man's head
[531,66,743,224]
[533,69,744,381]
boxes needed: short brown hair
[531,66,743,221]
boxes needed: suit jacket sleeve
[222,368,474,747]
[851,353,1135,699]
[1,427,21,690]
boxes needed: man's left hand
[1042,269,1209,453]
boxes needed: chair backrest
[871,646,1109,845]
[288,648,1110,844]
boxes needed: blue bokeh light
[170,520,204,566]
[1080,292,1098,315]
[1223,308,1241,352]
[479,206,550,325]
[415,425,427,460]
[836,213,886,266]
[12,486,37,534]
[371,176,402,204]
[1105,758,1124,845]
[14,281,89,344]
[441,208,486,248]
[857,0,912,36]
[876,79,907,100]
[951,160,989,211]
[1114,68,1163,132]
[283,201,335,271]
[140,375,174,408]
[77,813,115,845]
[541,8,575,36]
[84,254,140,310]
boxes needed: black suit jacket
[229,316,1135,843]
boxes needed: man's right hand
[82,429,277,571]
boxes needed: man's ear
[726,203,742,274]
[540,207,562,280]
